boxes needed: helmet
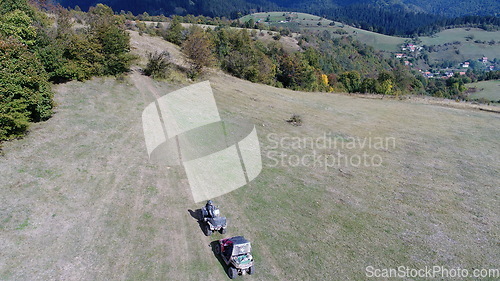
[207,200,213,205]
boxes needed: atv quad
[214,236,255,279]
[201,203,227,236]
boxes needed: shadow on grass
[210,240,231,279]
[188,208,207,236]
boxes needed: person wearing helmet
[206,200,215,218]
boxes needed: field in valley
[0,32,499,280]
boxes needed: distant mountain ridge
[273,0,499,17]
[58,0,500,18]
[57,0,499,36]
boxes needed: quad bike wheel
[205,224,212,236]
[214,243,221,255]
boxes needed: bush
[0,100,30,141]
[144,51,171,79]
[286,114,302,126]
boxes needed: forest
[57,0,500,36]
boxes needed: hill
[1,31,499,280]
[276,0,500,17]
[241,12,408,52]
[59,0,500,18]
[242,12,500,68]
[57,0,500,37]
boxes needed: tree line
[141,17,428,96]
[59,0,500,37]
[139,15,496,101]
[0,1,133,142]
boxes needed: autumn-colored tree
[378,79,394,96]
[278,53,317,90]
[376,71,394,95]
[182,27,216,77]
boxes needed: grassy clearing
[241,12,325,23]
[0,33,499,280]
[311,25,407,52]
[421,28,500,46]
[467,80,500,102]
[242,12,406,52]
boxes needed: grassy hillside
[241,12,407,52]
[1,32,499,280]
[467,80,500,102]
[241,12,500,60]
[421,28,500,65]
[421,28,500,45]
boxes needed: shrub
[144,51,171,79]
[286,114,302,126]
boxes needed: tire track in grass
[128,71,217,279]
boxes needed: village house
[423,71,434,78]
[401,43,422,53]
[482,57,488,63]
[461,62,470,68]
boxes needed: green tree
[339,71,361,93]
[376,71,395,95]
[245,19,255,29]
[88,4,133,75]
[0,39,53,140]
[164,16,184,45]
[360,78,378,93]
[0,0,35,19]
[0,10,37,46]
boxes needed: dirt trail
[128,69,225,280]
